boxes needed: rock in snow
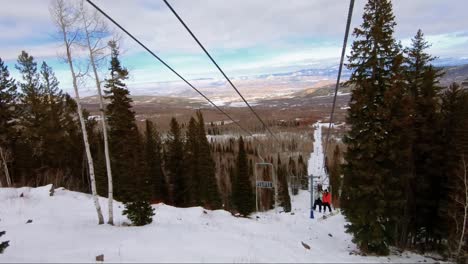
[301,241,311,250]
[95,254,104,262]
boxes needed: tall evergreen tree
[381,54,413,247]
[14,53,75,186]
[440,83,468,260]
[341,0,400,255]
[0,58,18,187]
[297,154,308,190]
[144,120,168,203]
[59,93,84,190]
[0,58,18,145]
[10,52,85,189]
[329,145,342,204]
[277,155,291,212]
[405,30,445,248]
[15,51,44,167]
[94,130,108,197]
[185,117,200,206]
[105,41,143,201]
[288,157,297,178]
[166,117,187,206]
[104,41,152,224]
[233,137,255,216]
[196,111,222,209]
[39,62,66,167]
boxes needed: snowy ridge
[0,185,436,263]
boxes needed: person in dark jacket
[313,196,322,212]
[322,189,332,213]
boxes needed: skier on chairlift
[322,189,332,213]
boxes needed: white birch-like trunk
[82,10,114,226]
[0,147,11,187]
[66,50,104,225]
[456,156,467,258]
[52,0,104,224]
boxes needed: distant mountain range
[125,65,350,102]
[83,61,468,105]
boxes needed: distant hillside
[81,95,204,107]
[439,64,468,86]
[294,64,468,98]
[292,83,351,98]
[80,64,468,110]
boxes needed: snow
[309,122,329,187]
[0,121,438,263]
[0,185,437,263]
[229,101,258,108]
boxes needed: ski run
[0,123,439,263]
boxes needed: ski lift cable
[323,0,355,165]
[162,0,280,145]
[85,0,256,138]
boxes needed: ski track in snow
[0,121,436,263]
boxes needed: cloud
[1,0,468,95]
[2,0,468,58]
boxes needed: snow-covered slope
[309,122,329,186]
[0,185,436,263]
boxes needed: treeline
[0,46,308,219]
[339,0,468,261]
[0,53,86,190]
[209,135,309,212]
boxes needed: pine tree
[381,54,413,247]
[94,130,108,197]
[227,164,236,210]
[440,83,468,260]
[0,58,18,145]
[39,62,66,168]
[185,117,200,206]
[0,58,18,187]
[122,200,155,226]
[196,111,221,209]
[288,157,297,177]
[15,51,44,168]
[342,0,400,255]
[233,137,255,216]
[59,94,84,190]
[298,154,308,190]
[104,41,152,223]
[405,30,445,248]
[144,120,168,203]
[166,117,186,207]
[105,42,141,201]
[277,155,291,212]
[105,41,144,201]
[329,145,342,204]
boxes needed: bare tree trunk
[457,156,467,258]
[0,147,12,187]
[80,4,114,225]
[50,0,103,224]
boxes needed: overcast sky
[1,0,468,93]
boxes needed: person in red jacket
[322,189,332,213]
